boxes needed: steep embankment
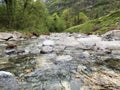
[66,10,120,34]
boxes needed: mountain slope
[65,10,120,34]
[45,0,120,19]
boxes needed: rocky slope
[0,30,120,90]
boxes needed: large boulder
[0,32,24,41]
[0,71,20,90]
[0,33,13,41]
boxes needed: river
[0,33,120,90]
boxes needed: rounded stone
[41,46,53,53]
[0,71,20,90]
[56,55,73,62]
[43,40,55,46]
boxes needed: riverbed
[0,32,120,90]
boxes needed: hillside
[65,10,120,34]
[45,0,120,19]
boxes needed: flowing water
[0,34,120,90]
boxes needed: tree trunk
[4,0,16,28]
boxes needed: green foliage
[61,8,74,28]
[74,12,89,25]
[61,8,89,28]
[0,0,50,34]
[0,0,120,34]
[66,10,120,34]
[45,0,120,19]
[49,13,66,32]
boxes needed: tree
[2,0,16,28]
[61,8,74,28]
[74,12,89,25]
[0,0,50,34]
[49,13,66,32]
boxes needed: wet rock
[35,55,54,68]
[95,41,120,51]
[45,81,71,90]
[31,36,37,39]
[6,41,17,49]
[102,30,120,41]
[16,46,25,55]
[5,49,16,55]
[0,45,6,56]
[77,35,101,49]
[56,37,80,46]
[43,40,55,46]
[70,80,83,90]
[0,33,13,41]
[25,44,41,54]
[0,32,24,41]
[77,65,87,73]
[54,45,66,54]
[112,50,120,55]
[0,71,20,90]
[82,51,90,58]
[41,46,53,53]
[50,33,70,39]
[56,55,73,62]
[12,31,23,39]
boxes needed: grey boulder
[0,71,20,90]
